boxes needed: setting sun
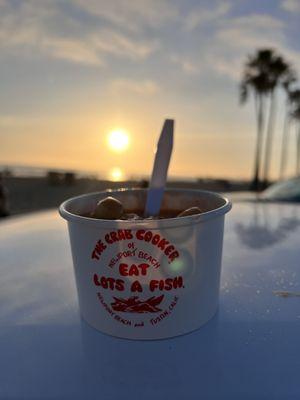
[107,129,130,152]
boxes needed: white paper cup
[59,188,231,340]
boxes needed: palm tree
[240,49,293,190]
[240,50,273,190]
[289,91,300,175]
[279,71,297,180]
[292,107,300,176]
[261,53,291,188]
[297,118,300,175]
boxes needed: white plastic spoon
[145,119,174,217]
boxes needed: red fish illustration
[111,295,164,313]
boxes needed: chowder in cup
[59,188,231,340]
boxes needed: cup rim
[59,188,232,229]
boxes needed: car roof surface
[0,203,299,399]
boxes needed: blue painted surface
[0,203,299,399]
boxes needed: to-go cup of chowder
[59,188,231,340]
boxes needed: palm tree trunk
[262,91,276,188]
[297,125,300,176]
[251,94,264,191]
[279,99,290,180]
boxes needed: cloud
[167,13,291,83]
[216,14,285,49]
[170,55,199,74]
[206,55,242,81]
[0,1,299,91]
[0,115,44,128]
[110,79,160,95]
[0,115,20,127]
[281,0,300,12]
[184,2,231,30]
[0,0,158,66]
[206,14,287,81]
[180,60,199,74]
[91,30,158,60]
[42,37,104,66]
[280,47,300,75]
[72,0,179,31]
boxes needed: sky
[0,0,300,181]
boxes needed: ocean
[0,164,197,182]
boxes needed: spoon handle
[145,119,174,217]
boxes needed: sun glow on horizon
[107,129,130,152]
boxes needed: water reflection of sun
[107,129,129,152]
[110,167,124,181]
